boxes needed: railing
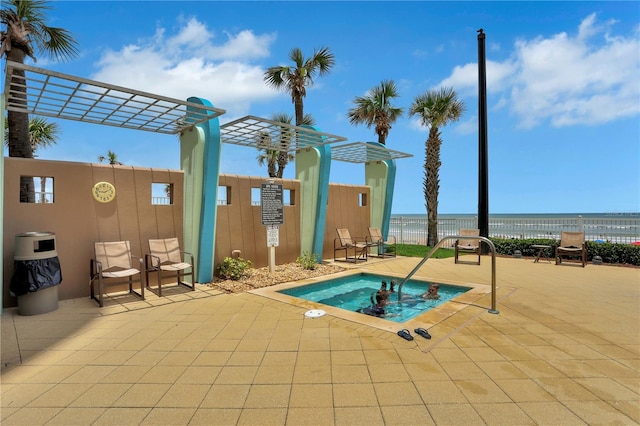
[151,197,171,205]
[397,235,499,314]
[389,215,640,245]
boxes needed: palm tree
[347,79,404,145]
[98,150,123,165]
[409,87,466,246]
[264,47,334,179]
[256,132,278,178]
[256,113,315,178]
[4,116,59,151]
[4,116,59,202]
[1,0,79,159]
[263,46,335,126]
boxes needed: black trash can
[10,232,62,315]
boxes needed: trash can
[10,232,62,315]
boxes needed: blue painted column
[0,96,4,310]
[365,142,396,239]
[180,97,221,283]
[295,125,331,262]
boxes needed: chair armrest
[145,254,161,269]
[181,250,195,264]
[90,259,103,276]
[182,251,195,268]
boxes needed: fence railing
[389,215,640,245]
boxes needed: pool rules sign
[261,182,283,272]
[261,182,284,228]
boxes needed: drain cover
[304,309,326,318]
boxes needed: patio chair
[90,241,144,307]
[367,227,396,258]
[556,231,587,267]
[455,229,481,265]
[334,228,369,263]
[145,238,195,296]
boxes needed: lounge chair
[367,227,396,258]
[556,231,587,267]
[90,241,144,307]
[454,229,481,265]
[145,238,195,296]
[334,228,369,263]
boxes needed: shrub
[217,256,253,280]
[488,237,640,266]
[296,251,318,270]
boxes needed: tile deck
[2,256,639,425]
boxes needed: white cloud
[439,60,516,95]
[91,18,278,119]
[438,13,640,129]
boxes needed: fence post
[578,215,583,232]
[400,217,404,244]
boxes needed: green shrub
[488,238,640,266]
[217,256,253,280]
[296,251,318,270]
[394,239,640,265]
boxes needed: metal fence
[389,215,640,245]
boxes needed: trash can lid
[16,232,55,237]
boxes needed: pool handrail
[397,235,499,314]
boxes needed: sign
[261,183,284,226]
[267,225,279,247]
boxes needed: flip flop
[414,327,432,339]
[397,329,413,341]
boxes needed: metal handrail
[397,235,499,314]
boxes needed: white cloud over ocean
[438,13,640,129]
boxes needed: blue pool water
[279,273,471,323]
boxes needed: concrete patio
[1,256,639,425]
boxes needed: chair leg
[98,276,104,307]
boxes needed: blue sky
[4,1,639,214]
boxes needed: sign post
[261,182,284,272]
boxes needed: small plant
[296,251,318,270]
[217,256,253,280]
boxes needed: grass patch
[395,244,455,259]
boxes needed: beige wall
[214,175,302,269]
[3,158,184,307]
[3,158,370,307]
[323,184,371,260]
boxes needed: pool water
[279,273,471,323]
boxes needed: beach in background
[389,213,640,245]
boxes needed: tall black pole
[477,29,489,249]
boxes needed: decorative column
[180,97,221,283]
[365,142,396,241]
[295,125,331,262]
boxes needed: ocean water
[389,213,640,244]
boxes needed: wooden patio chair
[556,231,587,267]
[145,238,195,296]
[334,228,369,263]
[90,241,144,307]
[454,229,481,265]
[367,227,396,258]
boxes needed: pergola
[2,60,412,285]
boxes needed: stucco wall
[214,175,302,269]
[3,158,184,307]
[3,158,371,307]
[323,184,371,260]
